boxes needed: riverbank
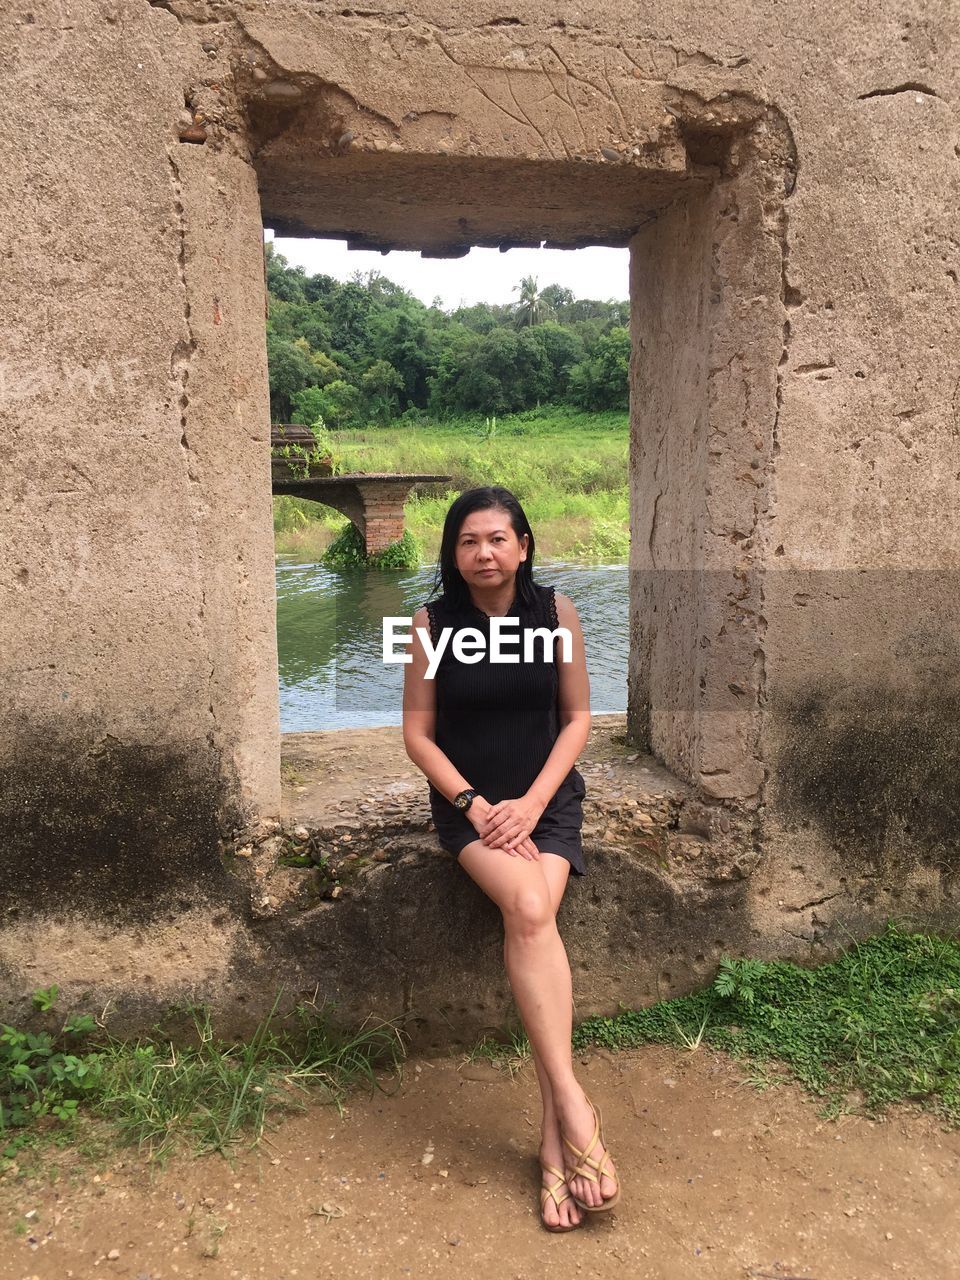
[272,406,629,563]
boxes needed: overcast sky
[265,231,629,311]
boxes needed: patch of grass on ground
[1,989,406,1174]
[474,922,960,1127]
[464,1026,531,1080]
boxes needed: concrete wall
[1,2,281,928]
[1,0,957,1035]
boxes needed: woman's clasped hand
[467,793,547,859]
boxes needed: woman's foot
[556,1087,619,1209]
[539,1118,584,1230]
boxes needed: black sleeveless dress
[422,580,587,875]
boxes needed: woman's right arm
[402,606,488,818]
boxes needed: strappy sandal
[562,1096,622,1213]
[540,1160,582,1232]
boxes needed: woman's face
[454,507,528,590]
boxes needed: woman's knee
[502,886,555,936]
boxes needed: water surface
[276,559,629,732]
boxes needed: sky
[264,231,629,311]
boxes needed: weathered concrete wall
[1,1,281,928]
[0,718,762,1047]
[622,11,960,944]
[1,0,957,1039]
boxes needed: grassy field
[272,406,629,563]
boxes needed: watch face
[455,794,467,809]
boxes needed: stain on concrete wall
[0,720,246,923]
[774,677,960,875]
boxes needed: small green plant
[1,984,407,1173]
[1,988,104,1161]
[201,1217,228,1258]
[279,762,307,787]
[466,923,960,1128]
[713,956,772,1009]
[320,522,367,568]
[274,417,343,480]
[321,523,421,570]
[471,414,498,442]
[464,1024,530,1079]
[571,516,629,561]
[665,1004,711,1051]
[369,529,421,569]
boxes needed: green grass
[273,405,630,562]
[11,923,950,1182]
[1,988,406,1174]
[463,1025,532,1081]
[470,922,960,1127]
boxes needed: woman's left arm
[478,591,591,850]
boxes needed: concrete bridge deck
[273,472,450,555]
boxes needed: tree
[266,332,319,420]
[264,242,307,303]
[568,327,631,411]
[428,327,553,415]
[369,307,438,408]
[360,359,404,424]
[302,272,338,305]
[452,301,507,334]
[528,322,586,399]
[291,385,333,428]
[281,305,332,352]
[308,350,344,387]
[539,283,575,320]
[329,282,373,363]
[310,379,362,429]
[512,275,543,328]
[262,243,633,423]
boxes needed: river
[276,558,629,732]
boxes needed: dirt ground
[2,1043,958,1280]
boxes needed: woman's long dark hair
[429,486,538,609]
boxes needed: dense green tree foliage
[265,242,629,423]
[568,328,631,411]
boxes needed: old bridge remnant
[2,1,957,1039]
[271,423,447,555]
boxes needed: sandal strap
[564,1145,615,1181]
[541,1179,571,1210]
[540,1161,572,1210]
[562,1099,618,1189]
[561,1098,602,1182]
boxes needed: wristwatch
[453,788,478,812]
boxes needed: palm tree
[512,275,543,327]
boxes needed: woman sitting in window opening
[402,484,622,1232]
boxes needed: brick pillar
[358,481,411,554]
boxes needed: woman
[402,486,621,1232]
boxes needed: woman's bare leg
[456,842,618,1212]
[526,855,582,1227]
